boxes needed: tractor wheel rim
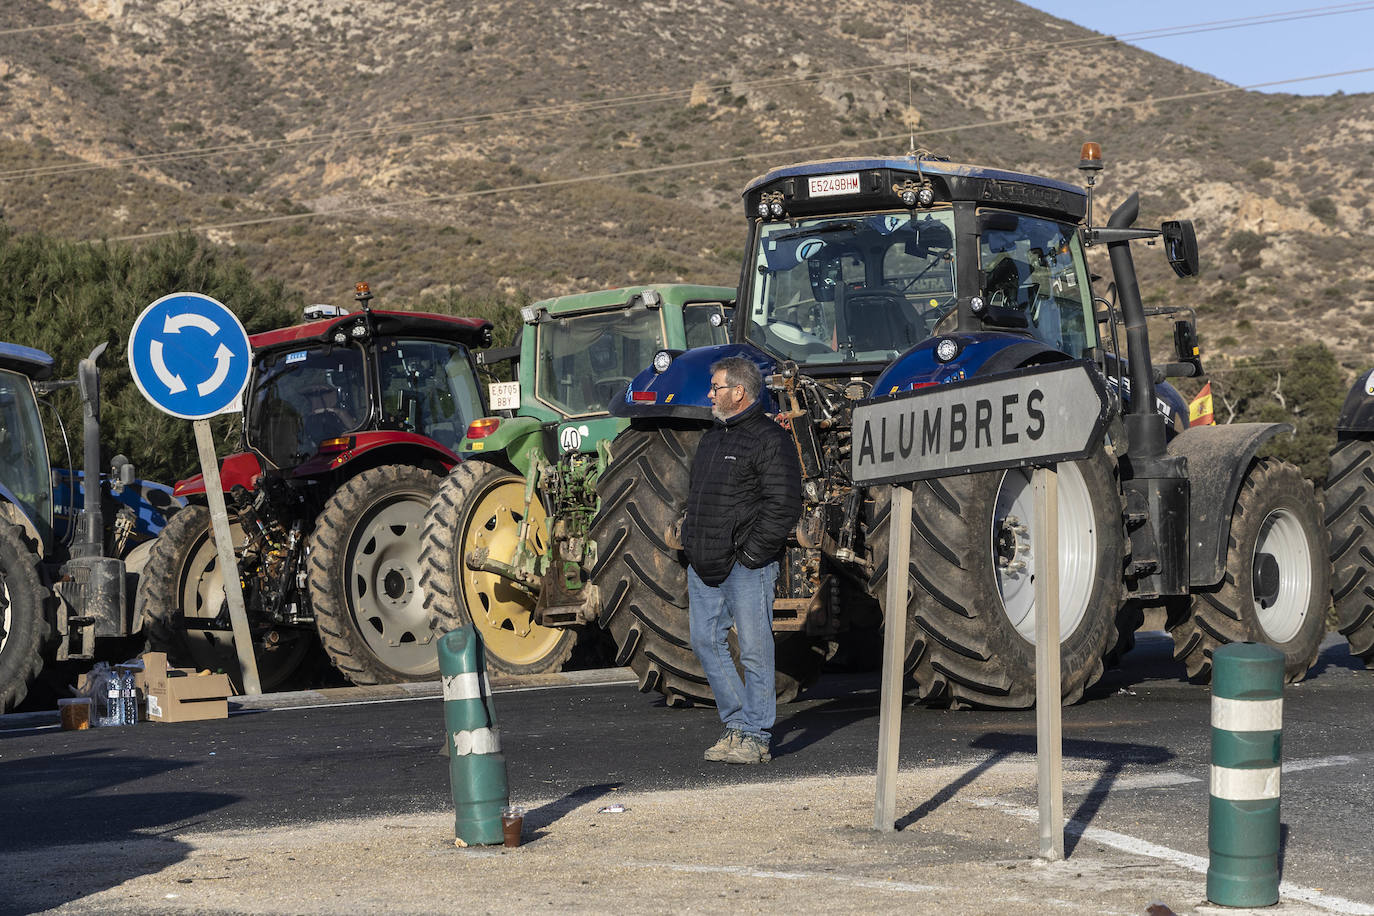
[460,477,567,666]
[1253,507,1312,644]
[348,493,432,673]
[992,463,1097,643]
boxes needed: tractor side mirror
[1162,220,1199,278]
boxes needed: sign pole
[193,419,262,695]
[1033,464,1063,860]
[874,483,912,831]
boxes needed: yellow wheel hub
[459,475,567,667]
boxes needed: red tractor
[135,284,495,688]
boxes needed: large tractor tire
[0,522,49,712]
[1326,440,1374,661]
[589,425,826,707]
[1171,458,1327,682]
[309,465,447,685]
[419,459,576,676]
[137,505,315,691]
[865,451,1124,709]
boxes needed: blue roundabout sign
[128,292,252,420]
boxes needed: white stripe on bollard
[442,671,490,702]
[452,727,502,756]
[1210,765,1281,801]
[1211,696,1282,732]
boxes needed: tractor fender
[1336,368,1374,438]
[610,343,780,421]
[173,451,264,498]
[461,415,547,477]
[1166,421,1293,587]
[291,431,461,479]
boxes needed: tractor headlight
[652,350,673,373]
[935,338,960,362]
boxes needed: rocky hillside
[1,0,1372,377]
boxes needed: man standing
[684,356,802,764]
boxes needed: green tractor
[418,284,734,675]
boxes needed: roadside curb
[0,666,639,730]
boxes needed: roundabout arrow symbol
[197,343,235,397]
[149,339,187,394]
[163,312,221,336]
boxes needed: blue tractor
[0,342,178,711]
[588,145,1329,709]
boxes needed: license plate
[488,381,520,411]
[808,173,861,197]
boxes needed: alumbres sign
[851,361,1110,485]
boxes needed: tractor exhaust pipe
[73,343,107,558]
[1105,193,1168,467]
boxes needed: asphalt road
[2,632,1372,912]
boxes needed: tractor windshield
[0,368,53,544]
[536,308,672,417]
[375,338,484,451]
[978,209,1096,358]
[746,210,957,364]
[246,345,369,468]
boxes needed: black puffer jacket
[684,397,803,587]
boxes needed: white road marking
[1285,755,1359,773]
[976,798,1374,915]
[1064,754,1362,795]
[626,861,936,894]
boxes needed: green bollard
[1207,642,1284,907]
[438,626,509,846]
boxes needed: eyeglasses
[708,383,740,394]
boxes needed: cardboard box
[136,652,232,722]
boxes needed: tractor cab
[242,295,492,474]
[0,342,55,550]
[740,154,1098,376]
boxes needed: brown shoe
[722,733,771,764]
[703,729,742,762]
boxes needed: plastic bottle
[104,671,125,726]
[119,666,139,724]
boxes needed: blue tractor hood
[611,343,781,421]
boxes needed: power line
[96,66,1374,243]
[4,2,1373,182]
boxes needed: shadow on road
[896,731,1175,855]
[523,782,623,844]
[0,748,237,914]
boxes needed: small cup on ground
[58,698,92,730]
[501,805,526,848]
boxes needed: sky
[1018,1,1374,95]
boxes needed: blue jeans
[687,561,778,741]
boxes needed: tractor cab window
[536,308,666,416]
[376,338,483,451]
[979,210,1095,357]
[246,345,368,467]
[682,301,733,349]
[0,368,52,545]
[747,211,956,364]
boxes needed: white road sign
[851,361,1109,485]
